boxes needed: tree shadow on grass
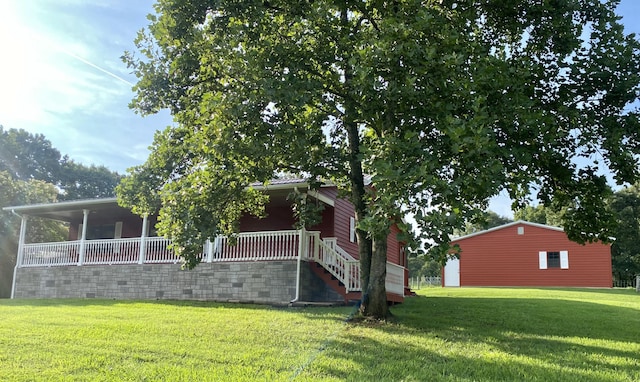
[0,297,353,321]
[300,294,640,381]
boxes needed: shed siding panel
[452,224,611,287]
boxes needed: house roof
[1,198,136,222]
[451,220,564,242]
[1,178,340,220]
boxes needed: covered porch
[6,198,405,303]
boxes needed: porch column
[205,239,213,263]
[138,214,149,264]
[16,214,28,267]
[297,227,306,258]
[292,228,306,303]
[77,209,89,266]
[11,214,29,299]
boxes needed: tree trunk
[360,235,388,318]
[338,6,385,319]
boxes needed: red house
[443,220,612,288]
[4,179,408,304]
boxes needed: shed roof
[451,220,564,242]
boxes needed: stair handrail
[306,232,361,292]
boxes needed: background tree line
[0,126,121,297]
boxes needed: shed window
[547,252,560,268]
[539,250,569,269]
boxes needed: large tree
[0,127,122,297]
[0,171,63,297]
[0,126,122,200]
[121,0,640,318]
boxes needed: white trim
[2,198,118,213]
[306,190,335,207]
[114,221,123,239]
[539,251,548,269]
[78,209,89,266]
[349,216,356,243]
[560,250,569,269]
[12,215,29,298]
[453,220,564,242]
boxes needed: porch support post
[345,262,351,293]
[78,209,89,266]
[11,214,28,299]
[139,214,149,264]
[205,239,213,263]
[16,214,28,267]
[291,228,306,303]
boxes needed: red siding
[386,224,402,265]
[320,187,360,259]
[318,187,406,266]
[308,205,335,238]
[68,215,144,240]
[452,223,612,287]
[239,204,296,232]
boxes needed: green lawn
[1,288,638,381]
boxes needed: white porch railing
[21,240,81,267]
[305,232,361,292]
[20,230,302,267]
[19,229,405,297]
[211,230,300,262]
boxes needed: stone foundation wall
[14,261,303,304]
[13,261,349,304]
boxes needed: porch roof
[2,178,337,222]
[2,198,136,222]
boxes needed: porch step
[309,262,358,304]
[310,262,404,305]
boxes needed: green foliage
[288,189,325,230]
[0,127,121,297]
[454,210,512,236]
[122,0,640,318]
[408,255,441,279]
[610,184,640,281]
[0,171,64,298]
[0,126,122,200]
[514,204,564,227]
[0,126,61,183]
[57,159,123,201]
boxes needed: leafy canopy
[120,0,640,316]
[123,0,640,245]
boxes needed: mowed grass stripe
[1,288,639,381]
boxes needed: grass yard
[1,288,638,381]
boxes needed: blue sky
[0,1,639,216]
